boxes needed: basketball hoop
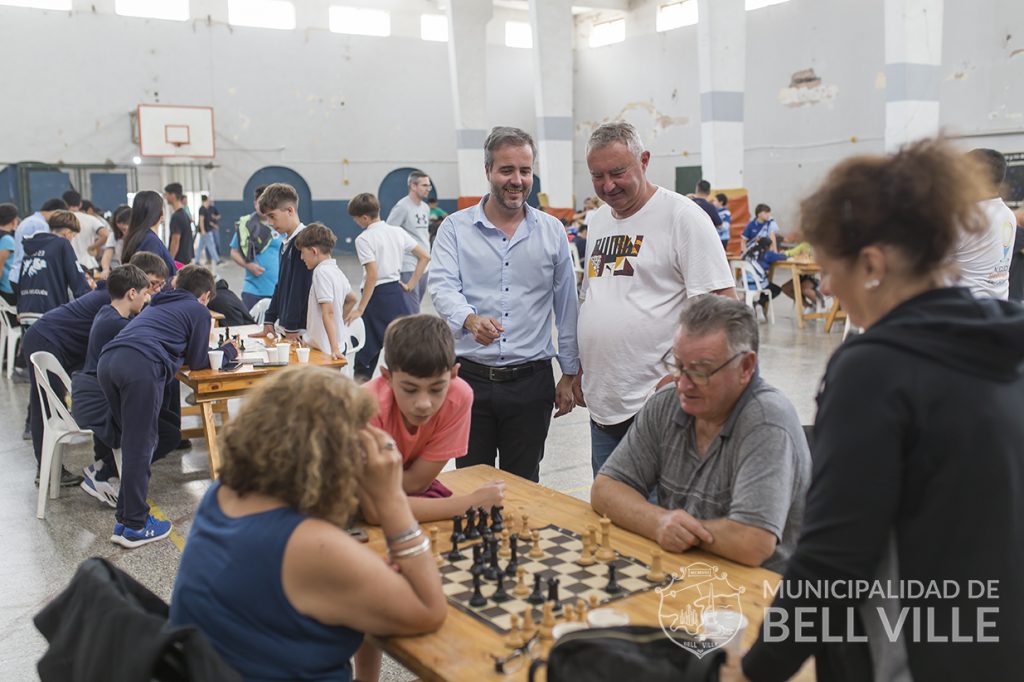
[136,104,215,159]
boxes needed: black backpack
[530,626,725,682]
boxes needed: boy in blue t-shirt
[98,264,232,548]
[713,193,732,251]
[742,203,780,254]
[229,184,282,310]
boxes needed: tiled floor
[0,256,843,680]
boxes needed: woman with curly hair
[170,367,446,681]
[729,140,1024,681]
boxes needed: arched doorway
[378,167,438,220]
[243,166,314,224]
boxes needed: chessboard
[439,523,660,634]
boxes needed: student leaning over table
[170,367,447,682]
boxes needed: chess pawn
[539,602,555,644]
[647,549,667,582]
[429,526,443,566]
[565,603,576,623]
[589,593,599,611]
[523,607,537,639]
[596,516,616,561]
[576,598,587,624]
[514,566,530,597]
[577,537,596,567]
[529,530,543,558]
[519,510,531,541]
[498,529,512,558]
[505,614,524,649]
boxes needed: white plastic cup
[296,347,310,363]
[587,608,630,628]
[276,343,291,363]
[207,349,224,370]
[553,622,588,639]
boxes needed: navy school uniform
[130,231,177,290]
[354,281,406,379]
[23,287,111,464]
[97,289,213,530]
[264,227,312,334]
[16,232,91,325]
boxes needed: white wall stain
[779,68,838,108]
[575,101,689,138]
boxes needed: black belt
[457,357,550,383]
[592,415,636,440]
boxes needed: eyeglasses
[660,349,746,386]
[492,632,540,674]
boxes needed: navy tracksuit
[97,289,212,530]
[264,227,312,334]
[23,288,111,464]
[16,232,91,325]
[126,231,177,290]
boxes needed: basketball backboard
[137,104,215,158]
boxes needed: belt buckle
[488,367,500,382]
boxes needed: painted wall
[573,0,1024,232]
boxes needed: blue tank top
[169,483,363,681]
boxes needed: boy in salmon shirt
[358,314,504,524]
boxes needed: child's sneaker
[113,516,172,549]
[82,462,100,484]
[111,522,125,542]
[80,476,119,509]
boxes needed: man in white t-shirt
[62,190,109,272]
[953,148,1016,300]
[387,170,432,313]
[576,121,737,476]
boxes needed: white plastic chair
[31,352,121,519]
[342,318,366,379]
[734,260,775,324]
[569,242,584,286]
[249,298,271,326]
[0,298,22,379]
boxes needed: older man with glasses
[590,295,810,572]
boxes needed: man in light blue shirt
[429,126,579,481]
[10,198,67,286]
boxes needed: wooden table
[176,324,346,476]
[366,466,814,682]
[769,259,845,332]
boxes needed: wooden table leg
[824,298,845,333]
[200,402,221,478]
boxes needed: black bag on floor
[530,626,726,682]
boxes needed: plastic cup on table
[276,343,291,363]
[296,347,310,363]
[207,349,224,370]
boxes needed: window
[227,0,296,30]
[0,0,71,9]
[657,1,698,31]
[505,21,532,49]
[589,18,625,47]
[115,0,188,21]
[746,0,790,9]
[330,6,390,36]
[421,13,448,42]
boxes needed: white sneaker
[80,476,119,509]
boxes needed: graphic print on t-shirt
[588,234,644,278]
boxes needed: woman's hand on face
[357,426,404,503]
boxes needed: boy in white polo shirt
[347,193,429,381]
[296,223,356,359]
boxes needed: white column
[446,0,493,198]
[697,0,746,189]
[529,0,574,208]
[884,0,943,151]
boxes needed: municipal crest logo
[656,561,746,658]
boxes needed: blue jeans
[198,229,220,264]
[590,419,626,477]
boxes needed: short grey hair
[407,170,429,187]
[587,121,645,159]
[677,295,759,354]
[484,127,537,170]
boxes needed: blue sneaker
[111,522,125,543]
[113,516,172,549]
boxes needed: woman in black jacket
[731,139,1024,681]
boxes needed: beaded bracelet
[386,525,423,547]
[388,536,431,561]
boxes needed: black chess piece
[452,515,466,543]
[469,572,487,607]
[465,508,480,540]
[484,539,501,581]
[490,505,505,532]
[503,536,519,578]
[470,543,485,577]
[527,573,545,605]
[481,534,493,563]
[477,506,491,539]
[606,563,622,594]
[239,338,246,352]
[491,572,511,603]
[446,535,465,562]
[547,577,562,612]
